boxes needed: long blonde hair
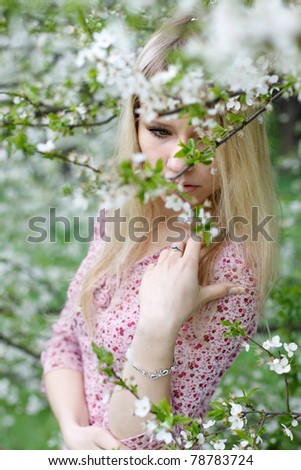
[79,15,279,331]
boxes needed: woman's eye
[147,127,171,138]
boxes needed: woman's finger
[169,241,186,257]
[94,428,129,450]
[182,236,202,267]
[156,247,170,265]
[200,283,245,304]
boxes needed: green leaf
[155,158,163,173]
[92,342,114,367]
[221,319,247,337]
[203,230,212,246]
[173,149,187,159]
[62,184,72,196]
[10,130,36,156]
[151,397,172,422]
[207,400,227,420]
[244,387,262,400]
[235,430,250,440]
[174,415,192,425]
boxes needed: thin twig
[37,150,102,174]
[1,114,117,130]
[0,334,40,360]
[242,409,301,418]
[284,375,291,413]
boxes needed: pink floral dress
[41,210,258,449]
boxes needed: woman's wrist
[136,313,180,344]
[127,346,176,379]
[59,413,89,438]
[130,321,177,371]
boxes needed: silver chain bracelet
[126,348,176,380]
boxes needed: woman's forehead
[140,111,192,130]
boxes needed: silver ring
[170,246,183,253]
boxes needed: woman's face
[137,113,219,208]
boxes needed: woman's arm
[108,320,177,439]
[108,238,241,440]
[44,369,128,450]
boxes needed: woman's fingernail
[228,286,245,295]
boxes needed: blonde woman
[41,16,278,450]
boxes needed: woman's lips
[182,184,200,193]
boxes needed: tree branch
[37,150,102,173]
[0,114,117,130]
[0,333,40,360]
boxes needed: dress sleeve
[40,209,106,382]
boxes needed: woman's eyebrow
[146,119,172,127]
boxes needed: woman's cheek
[145,144,169,168]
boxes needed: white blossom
[179,430,193,449]
[230,402,243,416]
[267,356,291,375]
[75,103,87,116]
[228,401,245,431]
[165,194,185,212]
[176,0,200,15]
[284,342,298,358]
[226,96,241,111]
[232,440,249,450]
[203,199,212,208]
[134,396,151,418]
[239,440,249,448]
[143,186,167,204]
[150,65,179,87]
[156,428,173,444]
[263,335,282,350]
[177,202,193,222]
[131,152,146,164]
[281,424,293,441]
[36,140,55,153]
[93,29,115,49]
[229,415,245,431]
[146,419,157,434]
[203,419,215,429]
[254,435,263,446]
[196,432,205,445]
[211,438,227,450]
[210,226,219,238]
[13,96,23,104]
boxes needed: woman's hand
[62,423,129,450]
[139,237,244,336]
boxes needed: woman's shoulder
[214,240,246,265]
[210,241,255,285]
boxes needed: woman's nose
[165,141,193,176]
